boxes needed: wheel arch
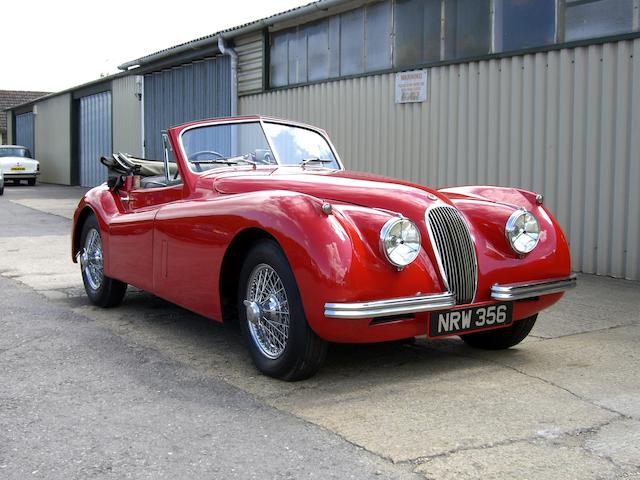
[219,227,280,323]
[72,206,97,262]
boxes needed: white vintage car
[0,145,40,186]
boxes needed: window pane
[444,0,491,59]
[365,1,392,71]
[340,9,365,76]
[394,0,442,67]
[270,32,288,87]
[288,29,308,85]
[307,20,329,81]
[328,16,341,78]
[565,0,634,42]
[495,0,556,51]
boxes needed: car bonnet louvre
[426,205,478,304]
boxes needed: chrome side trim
[491,274,577,301]
[324,292,455,319]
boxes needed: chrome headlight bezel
[505,209,540,254]
[379,217,421,269]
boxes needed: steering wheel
[188,150,225,172]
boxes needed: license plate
[11,167,26,171]
[429,303,513,337]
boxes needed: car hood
[212,167,451,215]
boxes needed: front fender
[71,186,119,274]
[154,190,444,341]
[439,186,572,301]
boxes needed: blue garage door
[79,91,112,187]
[144,56,231,160]
[15,112,34,153]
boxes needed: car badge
[427,193,437,201]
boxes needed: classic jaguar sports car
[72,116,575,380]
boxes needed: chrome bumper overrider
[491,274,577,301]
[324,292,456,319]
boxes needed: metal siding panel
[598,43,616,276]
[33,94,72,184]
[610,40,631,278]
[79,91,112,187]
[112,76,143,156]
[143,56,231,160]
[236,33,264,95]
[626,38,640,280]
[15,112,35,153]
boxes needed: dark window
[365,1,393,71]
[444,0,491,60]
[340,9,365,76]
[394,0,442,67]
[495,0,556,51]
[288,29,308,85]
[565,0,635,42]
[269,2,393,87]
[269,32,289,87]
[307,20,330,82]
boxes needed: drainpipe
[217,35,238,117]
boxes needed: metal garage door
[79,91,112,187]
[144,56,231,160]
[15,112,34,153]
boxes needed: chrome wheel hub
[81,228,104,291]
[245,264,290,360]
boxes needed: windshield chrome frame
[177,117,345,173]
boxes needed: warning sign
[395,69,428,104]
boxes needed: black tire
[27,178,36,186]
[80,215,127,308]
[0,186,4,195]
[460,314,537,350]
[238,239,327,381]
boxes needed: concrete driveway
[1,184,638,479]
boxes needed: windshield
[0,147,31,158]
[180,121,339,172]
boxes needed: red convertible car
[72,116,575,380]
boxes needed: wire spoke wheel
[81,228,104,291]
[244,263,290,360]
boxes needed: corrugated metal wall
[79,92,112,187]
[236,33,264,95]
[240,38,640,280]
[112,76,143,157]
[15,112,34,153]
[34,94,71,184]
[144,56,231,159]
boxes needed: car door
[107,135,184,292]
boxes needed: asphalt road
[1,183,639,480]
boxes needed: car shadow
[66,288,534,392]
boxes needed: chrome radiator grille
[426,206,478,304]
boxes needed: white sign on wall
[395,69,428,104]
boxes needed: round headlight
[380,218,421,268]
[505,210,540,254]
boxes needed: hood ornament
[427,193,438,201]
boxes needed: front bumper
[4,171,39,180]
[324,292,455,319]
[491,274,577,301]
[323,275,576,319]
